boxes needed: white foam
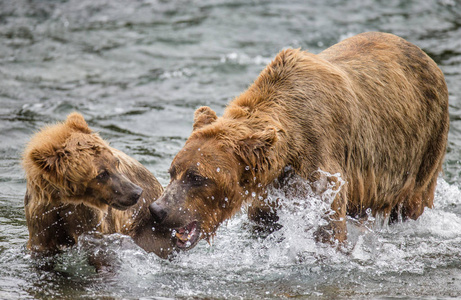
[64,176,461,297]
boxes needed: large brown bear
[23,113,174,259]
[149,32,449,251]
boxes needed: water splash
[88,176,461,298]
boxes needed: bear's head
[149,106,280,251]
[23,113,143,211]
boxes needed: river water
[1,0,461,299]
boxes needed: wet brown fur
[156,32,449,245]
[23,113,174,258]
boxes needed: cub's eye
[96,170,109,181]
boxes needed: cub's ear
[193,106,218,131]
[65,112,91,134]
[28,147,62,174]
[26,146,71,190]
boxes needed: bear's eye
[186,172,206,187]
[96,170,110,181]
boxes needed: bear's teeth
[175,232,188,242]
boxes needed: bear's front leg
[314,191,348,244]
[247,195,281,233]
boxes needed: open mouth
[174,221,201,250]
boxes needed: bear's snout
[129,185,143,203]
[149,202,167,223]
[109,173,144,209]
[116,184,142,209]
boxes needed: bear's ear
[248,127,279,149]
[236,126,279,172]
[28,147,62,174]
[193,106,218,131]
[65,112,92,134]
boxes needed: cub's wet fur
[23,113,174,259]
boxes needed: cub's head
[23,113,142,210]
[149,106,279,251]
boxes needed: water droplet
[216,167,220,172]
[197,162,200,166]
[252,192,256,198]
[245,190,249,195]
[211,196,215,200]
[245,166,250,171]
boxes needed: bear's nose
[130,186,143,202]
[149,202,167,223]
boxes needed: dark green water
[1,0,461,299]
